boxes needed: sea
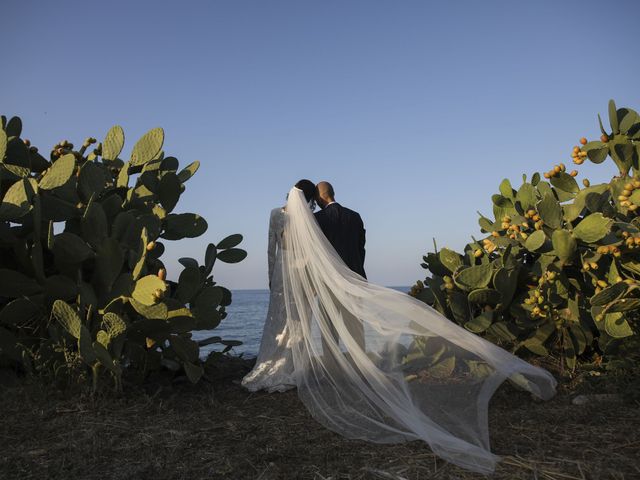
[192,287,410,359]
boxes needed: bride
[243,182,557,474]
[241,179,317,393]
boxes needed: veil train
[281,187,557,473]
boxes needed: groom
[314,181,366,350]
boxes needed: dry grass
[0,361,639,480]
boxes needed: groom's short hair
[316,181,335,199]
[295,179,316,203]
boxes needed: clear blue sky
[2,0,638,289]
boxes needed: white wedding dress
[241,207,296,393]
[244,188,557,473]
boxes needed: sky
[2,0,638,289]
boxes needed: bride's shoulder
[270,207,286,217]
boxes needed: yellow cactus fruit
[569,170,578,177]
[616,276,623,283]
[146,337,156,348]
[597,280,608,288]
[629,204,639,212]
[579,151,587,158]
[520,232,528,240]
[633,180,640,189]
[559,163,566,171]
[601,134,609,143]
[634,237,640,245]
[527,209,536,217]
[146,241,156,252]
[582,262,590,271]
[502,215,511,223]
[532,306,541,315]
[621,201,631,207]
[624,278,635,285]
[623,189,632,197]
[625,183,634,191]
[580,137,587,145]
[583,179,590,187]
[474,249,483,258]
[614,250,622,257]
[619,195,629,202]
[589,262,598,270]
[491,231,500,237]
[157,268,166,280]
[573,146,580,154]
[554,165,561,173]
[544,172,551,179]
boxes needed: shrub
[0,117,246,390]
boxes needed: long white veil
[281,187,557,473]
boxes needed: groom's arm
[358,215,366,266]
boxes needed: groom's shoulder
[342,205,363,221]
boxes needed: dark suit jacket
[315,203,366,279]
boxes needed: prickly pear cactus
[0,118,247,390]
[410,100,640,372]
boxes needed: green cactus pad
[217,248,247,264]
[39,153,76,190]
[132,274,167,305]
[177,161,200,183]
[550,172,579,194]
[537,194,563,229]
[447,291,470,323]
[52,300,82,339]
[525,230,547,251]
[0,128,6,161]
[217,234,244,250]
[81,200,108,249]
[102,125,125,161]
[53,232,94,265]
[158,172,181,213]
[130,128,164,166]
[453,263,492,291]
[162,213,208,240]
[78,162,107,202]
[438,248,463,273]
[468,288,502,305]
[130,297,168,320]
[552,229,577,263]
[573,213,613,243]
[516,183,537,209]
[590,282,627,306]
[606,298,640,313]
[0,179,33,221]
[604,312,633,338]
[102,312,127,337]
[464,312,493,333]
[95,237,125,290]
[174,266,200,304]
[183,361,204,383]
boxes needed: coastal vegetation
[410,100,640,375]
[0,118,246,390]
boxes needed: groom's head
[315,181,335,209]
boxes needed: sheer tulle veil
[281,187,557,473]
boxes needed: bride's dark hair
[295,179,316,203]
